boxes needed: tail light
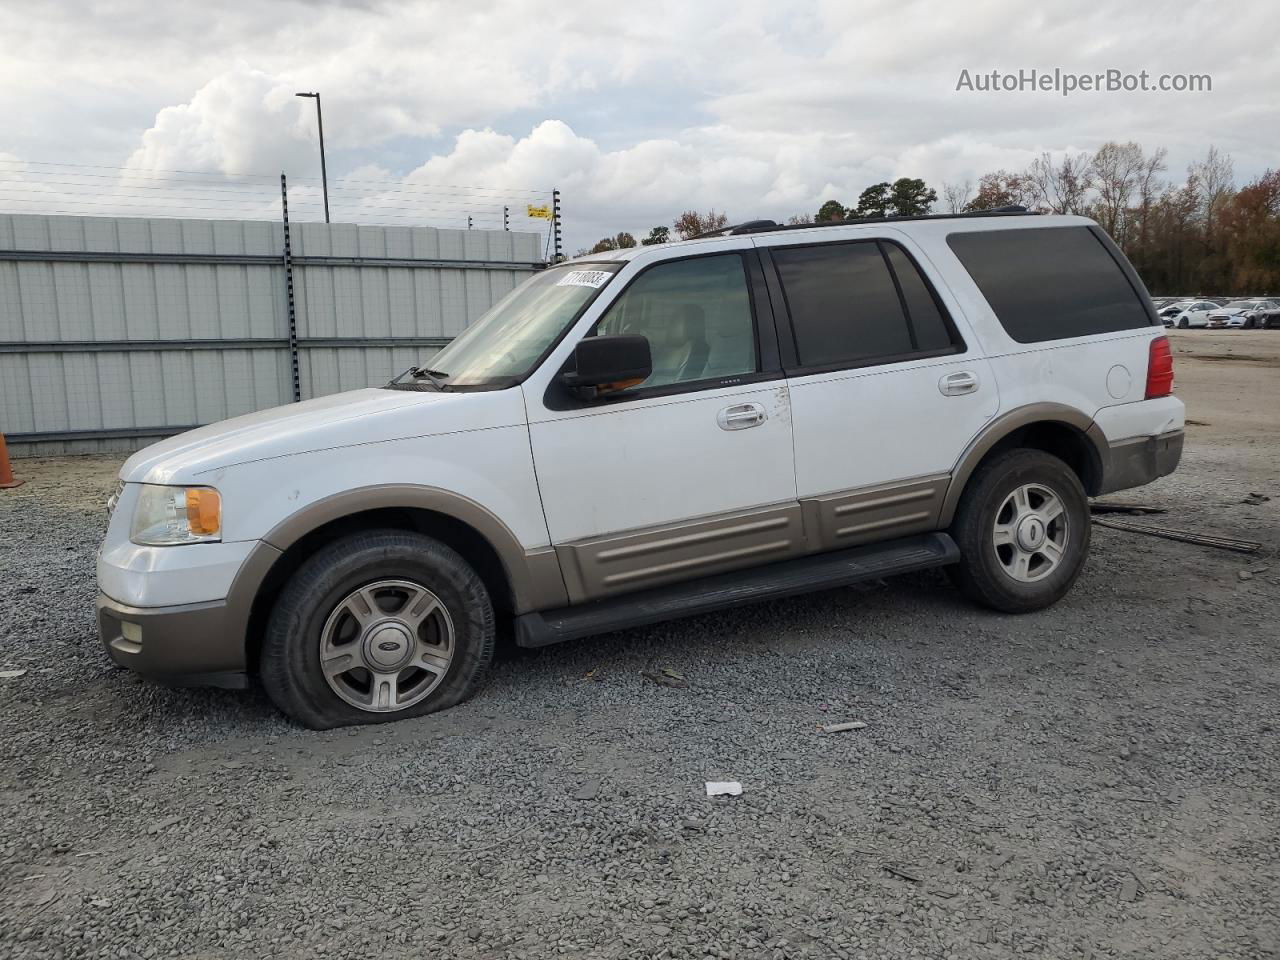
[1145,336,1174,399]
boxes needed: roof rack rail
[692,219,779,239]
[691,205,1036,240]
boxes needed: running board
[515,532,959,648]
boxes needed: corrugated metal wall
[0,214,544,456]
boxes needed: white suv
[97,211,1184,728]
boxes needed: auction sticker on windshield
[555,270,612,288]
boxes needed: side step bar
[514,532,959,649]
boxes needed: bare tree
[1090,141,1147,241]
[1133,146,1168,256]
[1190,145,1235,242]
[942,180,972,214]
[1027,152,1093,215]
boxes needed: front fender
[203,427,565,613]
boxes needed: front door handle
[717,402,767,430]
[939,371,979,396]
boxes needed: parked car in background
[1206,299,1280,329]
[1150,297,1178,311]
[1161,300,1220,328]
[97,212,1183,728]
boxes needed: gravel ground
[2,330,1278,959]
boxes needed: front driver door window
[592,254,758,390]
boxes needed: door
[525,251,800,603]
[755,234,999,550]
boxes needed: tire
[948,449,1090,614]
[1178,318,1188,329]
[260,529,495,729]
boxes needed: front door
[525,251,800,603]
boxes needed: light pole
[295,91,330,223]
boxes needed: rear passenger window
[947,227,1152,343]
[772,241,959,369]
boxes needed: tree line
[577,144,1280,296]
[948,144,1278,296]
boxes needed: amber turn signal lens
[185,488,222,535]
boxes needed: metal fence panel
[0,213,544,455]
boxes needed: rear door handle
[717,402,766,430]
[939,371,979,396]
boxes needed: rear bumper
[1096,429,1184,495]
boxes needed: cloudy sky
[2,0,1277,251]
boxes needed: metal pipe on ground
[1091,515,1261,553]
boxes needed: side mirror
[561,334,652,392]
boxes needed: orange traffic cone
[0,433,23,489]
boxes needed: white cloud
[2,0,1278,250]
[126,67,316,175]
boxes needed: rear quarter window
[947,226,1153,343]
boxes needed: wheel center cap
[365,622,414,670]
[1017,515,1046,551]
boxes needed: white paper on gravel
[705,781,743,797]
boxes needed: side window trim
[878,241,920,353]
[760,236,966,378]
[541,249,784,412]
[758,246,801,370]
[879,240,968,355]
[745,249,784,374]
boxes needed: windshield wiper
[411,367,450,389]
[387,366,449,390]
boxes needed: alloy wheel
[319,579,455,712]
[991,483,1070,583]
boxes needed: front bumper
[98,593,249,688]
[95,541,281,690]
[1097,429,1184,495]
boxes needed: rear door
[753,232,997,551]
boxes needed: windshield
[415,264,622,388]
[1225,301,1257,309]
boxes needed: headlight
[130,484,222,545]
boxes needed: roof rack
[692,205,1036,239]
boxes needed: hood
[120,387,525,484]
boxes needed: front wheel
[260,530,495,729]
[948,449,1090,613]
[1178,318,1189,328]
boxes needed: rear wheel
[260,530,495,729]
[948,449,1090,613]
